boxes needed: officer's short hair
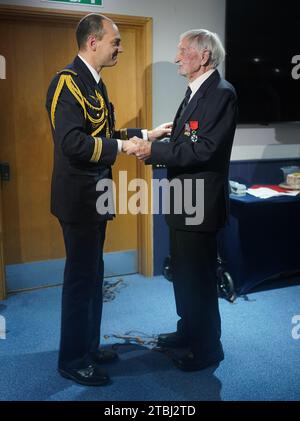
[76,14,112,50]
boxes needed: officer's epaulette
[57,68,78,76]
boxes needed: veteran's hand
[148,122,173,141]
[133,140,152,160]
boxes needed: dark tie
[174,86,192,130]
[180,86,192,116]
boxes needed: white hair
[180,29,225,68]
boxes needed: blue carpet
[0,274,299,401]
[5,251,137,292]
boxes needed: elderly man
[128,29,237,371]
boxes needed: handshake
[121,122,172,161]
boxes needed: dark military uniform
[46,56,142,369]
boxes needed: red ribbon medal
[189,121,199,130]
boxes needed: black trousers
[170,228,221,357]
[58,220,107,369]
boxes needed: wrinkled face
[95,20,123,67]
[175,36,209,80]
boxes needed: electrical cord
[103,278,127,302]
[104,330,159,348]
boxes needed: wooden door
[0,182,5,300]
[0,6,153,296]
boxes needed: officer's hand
[122,138,140,155]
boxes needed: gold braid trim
[91,91,110,136]
[91,92,107,136]
[65,76,87,119]
[90,137,103,163]
[95,91,111,138]
[51,74,110,138]
[50,74,87,129]
[51,75,67,129]
[92,122,107,136]
[82,90,109,132]
[119,129,129,140]
[83,93,104,111]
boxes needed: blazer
[149,70,237,232]
[46,56,142,223]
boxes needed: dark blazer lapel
[73,56,97,89]
[170,97,186,138]
[172,93,203,140]
[172,70,220,141]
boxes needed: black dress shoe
[92,348,118,364]
[58,364,110,386]
[157,331,188,348]
[173,348,224,372]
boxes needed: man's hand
[148,122,173,141]
[123,137,152,160]
[121,139,140,155]
[135,140,152,160]
[122,137,152,160]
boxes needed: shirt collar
[188,69,215,100]
[78,54,100,84]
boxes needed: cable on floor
[104,330,158,348]
[103,278,127,302]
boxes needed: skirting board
[5,250,137,293]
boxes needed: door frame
[0,5,153,300]
[0,182,6,300]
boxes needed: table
[217,193,300,295]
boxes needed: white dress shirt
[78,54,100,84]
[188,69,216,102]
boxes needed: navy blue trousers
[58,221,106,369]
[170,228,221,357]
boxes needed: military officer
[46,13,171,386]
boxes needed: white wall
[1,0,299,160]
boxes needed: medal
[184,122,191,136]
[189,120,199,130]
[189,120,199,142]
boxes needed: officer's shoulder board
[57,68,78,76]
